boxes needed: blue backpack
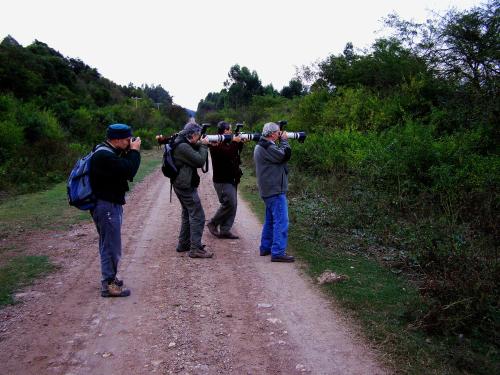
[67,144,113,210]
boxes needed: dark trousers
[91,200,123,286]
[174,186,205,251]
[210,182,237,234]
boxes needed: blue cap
[106,123,132,139]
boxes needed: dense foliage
[198,2,499,373]
[0,36,186,194]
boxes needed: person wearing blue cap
[90,123,141,297]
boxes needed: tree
[316,40,428,92]
[142,84,173,107]
[384,0,499,89]
[384,0,499,130]
[224,64,264,107]
[280,79,306,99]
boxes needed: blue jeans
[260,194,289,256]
[91,200,123,285]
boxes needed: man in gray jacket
[253,122,295,262]
[172,123,212,258]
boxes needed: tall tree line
[0,36,188,194]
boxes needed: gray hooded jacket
[253,137,291,198]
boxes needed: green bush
[292,129,367,177]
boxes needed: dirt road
[0,168,388,375]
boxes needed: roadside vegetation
[202,2,499,374]
[0,36,182,198]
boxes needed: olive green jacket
[172,137,208,189]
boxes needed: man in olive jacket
[253,122,294,262]
[90,123,141,297]
[172,123,212,258]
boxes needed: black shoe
[260,250,271,256]
[219,232,239,239]
[271,255,295,262]
[176,242,191,252]
[207,222,219,237]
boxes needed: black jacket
[89,141,141,204]
[209,142,243,185]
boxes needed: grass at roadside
[239,167,497,375]
[0,256,56,306]
[0,149,162,307]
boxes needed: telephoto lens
[156,134,177,145]
[205,134,232,143]
[284,132,307,142]
[239,133,261,142]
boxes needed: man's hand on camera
[130,137,141,150]
[280,131,288,141]
[200,135,210,145]
[233,135,242,143]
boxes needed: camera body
[234,123,244,135]
[278,120,288,131]
[201,123,211,135]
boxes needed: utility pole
[132,97,142,108]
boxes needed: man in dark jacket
[172,122,212,258]
[207,121,244,239]
[90,123,141,297]
[253,122,294,262]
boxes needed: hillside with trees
[197,2,498,374]
[0,36,187,196]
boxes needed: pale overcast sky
[1,0,482,110]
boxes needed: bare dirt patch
[0,168,389,374]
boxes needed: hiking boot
[101,282,131,297]
[207,222,219,237]
[271,254,295,263]
[176,246,190,253]
[260,250,271,256]
[219,232,239,239]
[114,277,124,287]
[189,245,214,258]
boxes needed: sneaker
[207,222,219,237]
[101,282,131,297]
[219,232,239,239]
[271,255,295,263]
